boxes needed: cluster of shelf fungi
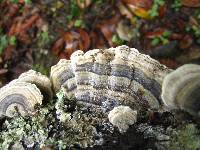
[0,45,199,149]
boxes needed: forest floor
[0,0,200,150]
[0,0,200,85]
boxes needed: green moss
[169,124,200,150]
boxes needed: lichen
[169,123,200,150]
[136,123,170,149]
[0,89,114,149]
[55,90,112,148]
[0,105,51,149]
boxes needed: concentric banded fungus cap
[162,64,200,116]
[50,59,72,93]
[18,70,53,101]
[51,45,171,111]
[0,81,43,118]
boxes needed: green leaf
[38,31,50,47]
[74,19,83,27]
[41,31,50,43]
[160,36,169,44]
[151,38,160,46]
[171,0,182,11]
[197,38,200,44]
[0,35,8,54]
[112,34,125,45]
[9,36,17,46]
[10,0,18,3]
[163,30,171,37]
[70,1,81,17]
[24,0,31,5]
[148,0,165,18]
[66,15,73,21]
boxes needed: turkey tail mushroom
[0,69,52,118]
[18,70,53,101]
[51,45,171,111]
[0,81,43,118]
[161,64,200,116]
[50,59,72,93]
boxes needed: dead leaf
[20,14,40,33]
[118,2,133,20]
[0,69,8,76]
[175,18,186,31]
[77,0,92,9]
[145,28,165,38]
[158,4,167,18]
[7,8,43,44]
[52,38,65,55]
[90,31,107,49]
[158,58,179,69]
[122,0,153,10]
[77,28,91,50]
[176,46,200,63]
[96,14,121,46]
[3,45,15,61]
[5,4,19,19]
[170,33,183,40]
[179,34,193,49]
[127,4,151,19]
[59,52,68,59]
[116,20,134,41]
[181,0,200,7]
[52,29,91,59]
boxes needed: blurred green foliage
[171,0,182,11]
[32,64,49,76]
[151,30,171,46]
[112,34,125,45]
[148,0,165,18]
[0,28,17,55]
[186,25,200,44]
[37,31,51,47]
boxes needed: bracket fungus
[0,70,52,118]
[161,64,200,117]
[51,45,172,112]
[0,81,42,117]
[1,45,199,121]
[18,70,53,101]
[108,105,137,133]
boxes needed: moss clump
[169,123,200,150]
